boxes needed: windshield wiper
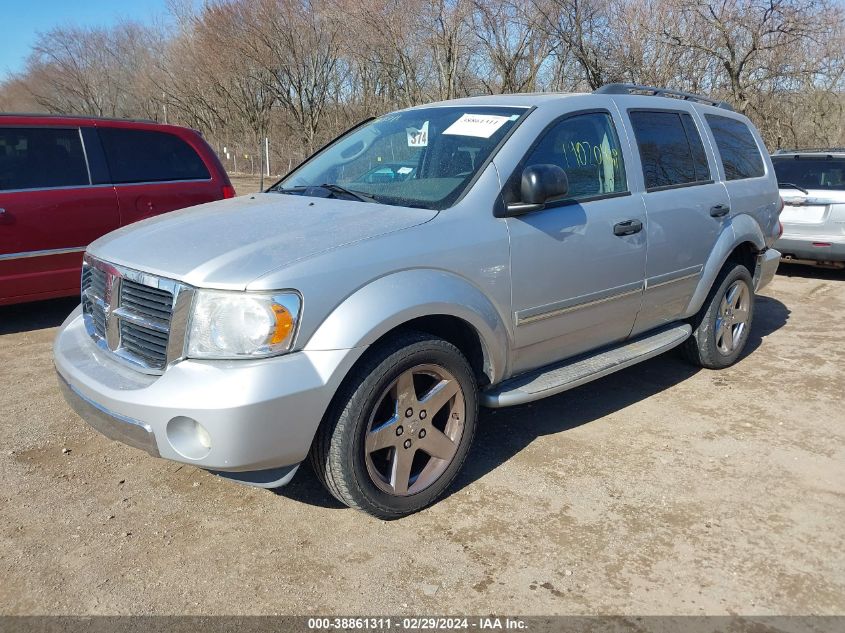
[778,182,809,194]
[268,185,305,195]
[268,182,378,203]
[318,183,378,203]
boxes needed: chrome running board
[481,323,692,408]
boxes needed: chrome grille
[81,256,191,374]
[117,280,173,370]
[119,321,169,368]
[81,264,107,339]
[120,280,174,322]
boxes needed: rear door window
[98,128,210,184]
[705,115,765,180]
[0,127,89,191]
[629,110,711,190]
[771,156,845,191]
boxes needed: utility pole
[259,140,264,191]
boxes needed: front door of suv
[623,108,731,335]
[504,110,647,373]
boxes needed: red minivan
[0,115,234,305]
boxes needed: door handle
[0,208,9,225]
[613,219,643,236]
[710,204,730,217]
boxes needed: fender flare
[303,269,511,383]
[684,214,765,317]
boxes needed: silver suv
[773,149,845,269]
[55,84,781,518]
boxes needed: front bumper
[54,306,363,486]
[776,236,845,264]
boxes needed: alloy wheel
[715,279,750,355]
[364,364,465,496]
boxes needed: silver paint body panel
[54,92,780,480]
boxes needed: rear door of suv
[702,113,778,245]
[618,105,731,335]
[95,125,223,227]
[0,124,119,304]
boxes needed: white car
[773,149,845,269]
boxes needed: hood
[89,193,438,288]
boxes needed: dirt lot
[0,266,843,616]
[230,174,270,196]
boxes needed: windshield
[275,106,528,210]
[772,156,845,191]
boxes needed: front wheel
[309,331,478,518]
[683,262,755,369]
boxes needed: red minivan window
[0,127,90,191]
[97,128,211,184]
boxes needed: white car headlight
[187,290,301,359]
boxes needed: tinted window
[706,115,765,180]
[629,110,711,190]
[772,156,845,191]
[98,128,210,184]
[681,114,710,181]
[0,127,89,191]
[510,112,628,202]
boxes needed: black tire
[683,262,755,369]
[309,331,478,519]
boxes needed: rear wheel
[309,331,478,518]
[683,263,754,369]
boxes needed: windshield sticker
[407,121,429,147]
[443,114,511,138]
[397,166,414,175]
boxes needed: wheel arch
[684,215,765,318]
[303,269,510,385]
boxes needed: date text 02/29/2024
[307,617,528,630]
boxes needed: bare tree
[472,0,553,93]
[3,0,844,164]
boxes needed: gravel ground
[0,266,842,616]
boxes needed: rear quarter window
[705,115,765,180]
[0,127,89,191]
[98,128,210,184]
[629,111,711,190]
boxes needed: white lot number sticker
[407,121,429,147]
[443,113,511,138]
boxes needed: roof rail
[774,147,845,154]
[594,83,734,111]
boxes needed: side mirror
[503,164,569,216]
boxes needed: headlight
[186,290,301,359]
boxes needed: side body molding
[683,214,766,318]
[303,269,511,384]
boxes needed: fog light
[166,416,212,460]
[198,425,211,450]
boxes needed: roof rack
[0,112,159,124]
[774,148,845,154]
[594,83,734,111]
